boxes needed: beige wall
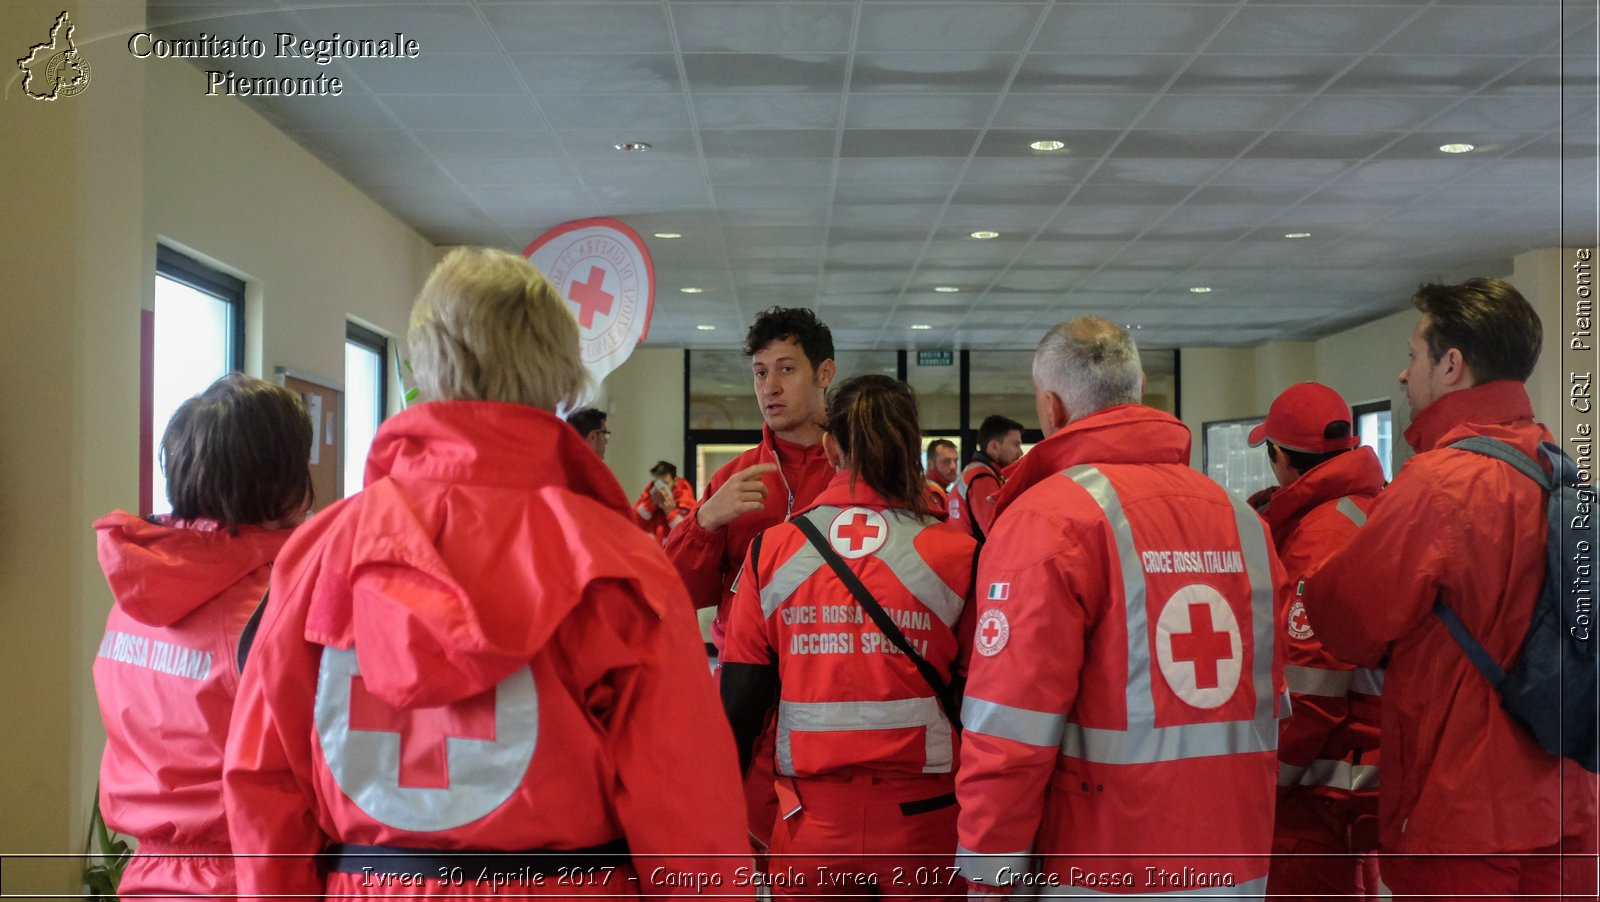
[593,347,690,497]
[0,3,434,893]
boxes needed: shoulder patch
[1287,599,1315,641]
[976,608,1010,656]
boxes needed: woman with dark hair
[93,372,313,899]
[721,374,977,901]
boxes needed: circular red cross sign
[524,218,656,384]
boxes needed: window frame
[155,245,245,370]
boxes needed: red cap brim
[1247,422,1269,447]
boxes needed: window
[149,247,244,515]
[1203,416,1274,503]
[344,322,389,497]
[1354,400,1394,482]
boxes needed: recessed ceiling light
[653,231,682,239]
[696,324,716,331]
[910,324,933,331]
[1284,232,1312,239]
[969,230,1000,240]
[680,287,704,294]
[613,141,652,152]
[933,286,961,293]
[1439,143,1475,154]
[1189,286,1213,294]
[1029,139,1066,152]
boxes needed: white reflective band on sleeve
[954,846,1032,886]
[760,527,827,619]
[776,696,952,775]
[1278,757,1381,791]
[1058,467,1279,767]
[1336,496,1368,528]
[1350,667,1384,697]
[636,502,655,520]
[963,697,1067,748]
[1045,875,1267,899]
[1284,664,1353,697]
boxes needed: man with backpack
[1303,278,1598,899]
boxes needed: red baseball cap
[1248,382,1360,453]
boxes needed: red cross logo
[348,677,498,789]
[568,265,614,329]
[975,608,1010,657]
[1170,603,1234,690]
[981,618,1002,645]
[837,513,881,551]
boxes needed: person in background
[1247,382,1386,901]
[567,406,609,460]
[224,247,749,899]
[947,415,1023,541]
[664,305,838,846]
[1303,278,1598,900]
[923,438,959,521]
[956,317,1286,898]
[634,460,696,546]
[93,372,313,900]
[722,374,976,901]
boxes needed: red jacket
[1260,446,1385,848]
[722,473,977,779]
[633,477,696,545]
[223,402,749,899]
[92,513,293,898]
[955,405,1287,894]
[1304,381,1595,854]
[947,456,1003,540]
[924,478,950,521]
[664,427,832,651]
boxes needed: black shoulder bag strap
[792,515,962,732]
[236,584,270,674]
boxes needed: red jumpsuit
[92,512,293,900]
[664,427,833,842]
[722,473,976,901]
[1303,381,1599,900]
[1258,447,1385,901]
[223,402,750,900]
[633,477,696,545]
[955,405,1288,897]
[946,456,1002,541]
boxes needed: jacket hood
[306,401,658,709]
[95,512,291,627]
[1403,380,1535,454]
[994,405,1191,519]
[1262,445,1386,542]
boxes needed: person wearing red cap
[1247,382,1386,902]
[1302,279,1597,900]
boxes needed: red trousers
[1267,833,1379,902]
[768,773,960,902]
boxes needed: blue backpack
[1433,437,1598,772]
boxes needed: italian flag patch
[988,582,1010,601]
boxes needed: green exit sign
[917,350,954,367]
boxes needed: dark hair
[650,460,677,478]
[1266,429,1352,475]
[162,373,313,531]
[925,438,956,465]
[743,306,834,371]
[826,375,927,518]
[976,415,1025,453]
[1412,278,1542,383]
[566,406,607,438]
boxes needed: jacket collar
[1262,445,1386,540]
[1402,380,1535,453]
[365,401,630,514]
[994,404,1191,519]
[808,469,896,511]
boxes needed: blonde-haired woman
[225,247,749,898]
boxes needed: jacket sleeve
[669,479,697,529]
[1276,521,1356,774]
[224,579,327,901]
[967,473,1003,538]
[956,509,1090,890]
[663,472,733,611]
[574,579,752,898]
[1302,467,1456,667]
[720,534,780,772]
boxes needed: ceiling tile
[1278,95,1457,131]
[480,3,674,53]
[1011,53,1185,94]
[441,157,579,186]
[292,4,497,52]
[381,94,543,130]
[1327,54,1529,95]
[672,3,856,53]
[695,94,843,129]
[835,158,969,183]
[1169,53,1361,94]
[1377,6,1563,57]
[841,129,979,157]
[1034,4,1235,55]
[1137,95,1307,131]
[412,128,568,160]
[707,158,836,184]
[343,52,524,94]
[856,3,1042,52]
[992,93,1156,130]
[683,53,848,93]
[701,129,839,158]
[536,94,693,130]
[844,94,999,129]
[849,53,1020,93]
[1204,5,1422,55]
[509,53,683,93]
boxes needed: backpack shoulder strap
[1432,597,1509,687]
[1449,436,1552,490]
